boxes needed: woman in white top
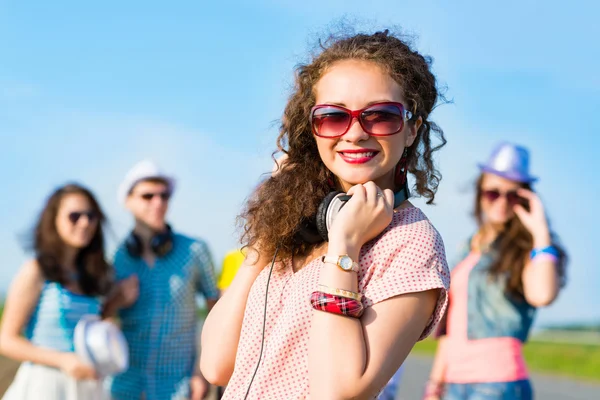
[0,184,113,400]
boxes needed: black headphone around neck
[125,224,174,258]
[296,182,410,244]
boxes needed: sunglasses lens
[506,192,522,206]
[68,212,81,224]
[140,192,170,201]
[312,107,351,137]
[68,211,97,224]
[482,190,501,202]
[87,211,98,221]
[360,104,404,135]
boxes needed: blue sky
[1,0,598,326]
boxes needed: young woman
[0,184,113,400]
[424,143,568,400]
[200,30,449,400]
[201,29,451,399]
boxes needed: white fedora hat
[117,160,176,206]
[74,315,129,377]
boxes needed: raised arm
[309,183,447,399]
[515,189,562,307]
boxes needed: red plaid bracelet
[310,291,364,318]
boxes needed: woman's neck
[474,222,504,250]
[60,246,79,270]
[133,221,165,247]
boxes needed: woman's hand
[513,188,551,247]
[59,353,97,380]
[422,380,444,400]
[190,373,210,400]
[327,181,395,251]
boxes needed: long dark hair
[30,183,112,296]
[239,28,447,262]
[474,175,568,297]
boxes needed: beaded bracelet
[317,284,362,301]
[310,291,364,318]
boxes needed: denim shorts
[444,380,533,400]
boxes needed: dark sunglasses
[310,102,413,138]
[68,211,99,224]
[481,189,527,207]
[139,191,171,201]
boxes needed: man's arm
[194,240,220,306]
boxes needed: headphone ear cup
[294,218,323,245]
[316,191,345,242]
[125,232,142,258]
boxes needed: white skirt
[2,363,107,400]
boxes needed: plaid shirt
[107,232,219,400]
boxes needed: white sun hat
[74,315,129,377]
[117,160,176,205]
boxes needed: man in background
[105,160,219,400]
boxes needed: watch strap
[322,255,359,272]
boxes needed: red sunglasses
[310,102,413,138]
[481,189,526,207]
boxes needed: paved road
[397,355,599,400]
[2,355,598,399]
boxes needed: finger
[362,181,380,204]
[513,204,528,221]
[517,188,544,210]
[190,381,202,400]
[383,188,394,209]
[346,184,366,203]
[516,188,535,199]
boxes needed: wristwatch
[322,254,359,273]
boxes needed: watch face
[339,256,353,270]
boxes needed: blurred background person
[0,184,113,400]
[217,249,245,296]
[424,143,568,400]
[103,160,219,400]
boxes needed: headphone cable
[243,245,279,400]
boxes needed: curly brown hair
[240,29,447,263]
[474,175,568,297]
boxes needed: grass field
[412,338,600,383]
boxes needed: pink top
[444,251,529,383]
[224,207,451,400]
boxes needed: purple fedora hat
[478,142,538,183]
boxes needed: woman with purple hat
[424,143,568,400]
